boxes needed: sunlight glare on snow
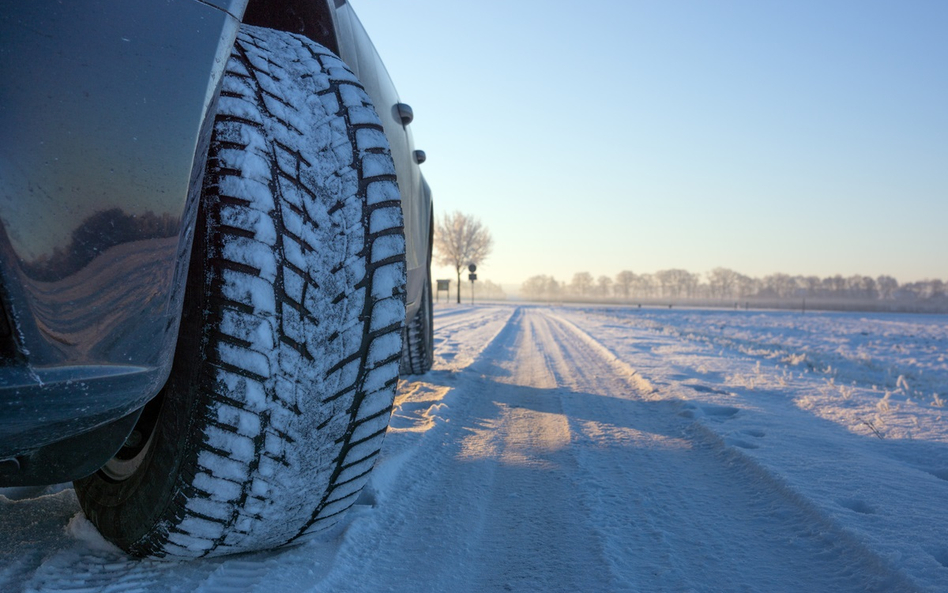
[389,381,453,433]
[458,404,570,467]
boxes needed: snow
[366,180,400,206]
[3,303,948,591]
[361,153,397,178]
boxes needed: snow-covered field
[2,303,948,592]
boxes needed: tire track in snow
[432,305,516,372]
[2,510,343,593]
[191,558,283,593]
[16,549,163,593]
[527,309,918,592]
[432,305,509,333]
[557,307,948,591]
[317,305,918,591]
[317,306,616,592]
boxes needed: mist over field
[444,267,948,314]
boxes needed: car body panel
[0,0,244,462]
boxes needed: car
[0,0,433,557]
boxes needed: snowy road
[2,304,946,591]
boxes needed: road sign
[435,279,451,303]
[468,263,477,273]
[468,273,477,281]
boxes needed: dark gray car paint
[0,0,243,468]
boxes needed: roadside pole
[468,263,477,305]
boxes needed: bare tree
[521,276,547,300]
[434,211,493,304]
[521,275,562,301]
[823,274,847,295]
[682,271,700,298]
[596,275,613,298]
[633,273,655,298]
[802,275,821,296]
[735,273,756,299]
[762,273,796,298]
[876,275,898,300]
[924,279,945,299]
[569,272,594,298]
[654,269,674,298]
[473,279,506,300]
[845,275,877,300]
[707,267,738,299]
[655,269,695,298]
[615,270,636,300]
[901,281,925,300]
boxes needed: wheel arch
[241,0,340,54]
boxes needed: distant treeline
[23,209,179,282]
[521,268,948,312]
[435,278,506,302]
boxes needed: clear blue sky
[354,0,947,287]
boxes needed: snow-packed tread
[74,25,405,558]
[196,28,403,554]
[400,277,433,375]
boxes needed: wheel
[400,275,433,375]
[73,25,406,558]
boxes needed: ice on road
[3,304,946,592]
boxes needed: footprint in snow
[927,547,948,568]
[726,438,760,450]
[677,403,740,420]
[677,403,699,419]
[922,468,948,482]
[689,384,728,395]
[701,404,740,418]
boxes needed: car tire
[399,274,433,375]
[73,25,406,558]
